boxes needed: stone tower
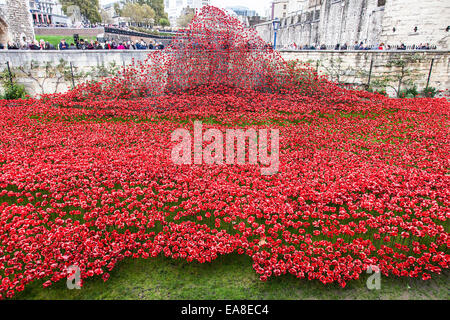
[0,0,35,46]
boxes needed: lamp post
[272,18,280,50]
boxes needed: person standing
[77,39,87,50]
[94,41,103,50]
[59,39,69,50]
[44,41,55,50]
[7,42,19,50]
[39,39,46,50]
[29,40,41,50]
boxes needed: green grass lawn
[35,35,98,47]
[13,254,449,300]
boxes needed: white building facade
[29,0,69,26]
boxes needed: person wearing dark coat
[29,40,41,50]
[59,39,69,50]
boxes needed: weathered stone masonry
[0,0,35,46]
[281,50,450,95]
[0,50,448,96]
[255,0,450,50]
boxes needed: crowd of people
[58,38,165,50]
[1,38,165,51]
[1,36,436,52]
[286,41,436,51]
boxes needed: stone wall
[0,50,448,96]
[380,0,450,49]
[255,0,385,49]
[0,0,35,46]
[0,50,154,96]
[254,0,450,50]
[0,11,7,45]
[280,50,450,95]
[319,0,384,47]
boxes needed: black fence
[104,27,174,40]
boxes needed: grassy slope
[35,35,98,48]
[14,254,449,300]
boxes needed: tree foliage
[121,3,156,27]
[121,0,168,23]
[371,54,422,97]
[159,18,170,27]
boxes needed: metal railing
[104,27,174,40]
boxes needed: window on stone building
[315,10,320,20]
[377,0,386,6]
[308,0,322,8]
[305,12,311,22]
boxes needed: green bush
[421,86,437,98]
[159,18,170,27]
[1,83,27,100]
[0,68,28,100]
[405,86,419,97]
[399,86,419,98]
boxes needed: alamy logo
[66,265,81,290]
[171,121,280,175]
[366,265,381,290]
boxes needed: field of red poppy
[0,6,449,300]
[1,86,449,299]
